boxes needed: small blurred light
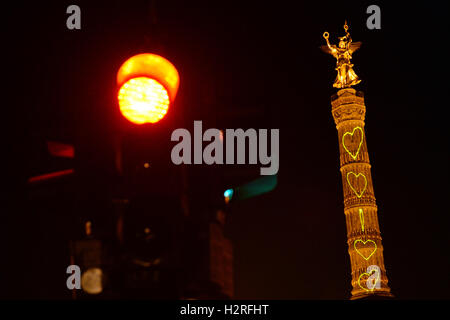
[144,162,150,168]
[224,188,234,203]
[224,189,233,198]
[144,227,151,234]
[85,221,92,237]
[27,169,74,184]
[81,268,103,295]
[47,141,75,158]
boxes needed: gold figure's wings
[349,41,361,54]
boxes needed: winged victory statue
[321,21,362,89]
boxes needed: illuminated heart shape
[342,127,364,160]
[346,172,367,198]
[358,270,380,292]
[354,239,377,261]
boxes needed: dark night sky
[4,1,449,299]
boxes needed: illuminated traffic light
[116,53,179,125]
[118,77,170,124]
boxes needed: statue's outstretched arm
[323,32,337,54]
[326,39,332,49]
[321,31,340,57]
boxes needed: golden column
[322,22,392,299]
[331,89,392,299]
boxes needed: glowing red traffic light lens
[118,77,170,124]
[116,53,179,125]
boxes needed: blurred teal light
[224,188,234,199]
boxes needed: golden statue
[321,21,362,88]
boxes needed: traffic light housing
[116,53,180,125]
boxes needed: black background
[4,1,449,299]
